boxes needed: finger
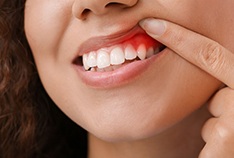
[140,18,234,89]
[201,117,218,142]
[198,144,215,158]
[208,87,234,117]
[200,119,234,158]
[199,139,234,158]
[199,143,221,158]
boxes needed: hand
[201,87,234,158]
[140,18,234,158]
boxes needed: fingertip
[139,18,166,37]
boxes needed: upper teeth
[82,44,159,71]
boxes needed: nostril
[81,9,90,19]
[106,0,138,9]
[105,2,124,8]
[73,0,138,20]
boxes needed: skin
[24,0,234,157]
[141,18,234,157]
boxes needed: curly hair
[0,1,87,157]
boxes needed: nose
[73,0,138,20]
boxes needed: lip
[74,51,165,88]
[76,25,145,56]
[72,24,166,88]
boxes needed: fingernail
[140,18,166,37]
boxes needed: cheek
[24,0,224,142]
[47,51,221,142]
[155,0,234,50]
[24,0,72,59]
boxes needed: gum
[124,33,160,50]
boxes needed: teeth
[125,44,137,60]
[146,47,154,58]
[155,47,160,54]
[97,68,105,72]
[112,65,122,70]
[97,49,110,68]
[87,51,97,67]
[82,54,90,70]
[137,44,146,60]
[90,67,96,72]
[110,46,125,65]
[82,43,161,71]
[103,66,114,72]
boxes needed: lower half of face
[34,51,220,141]
[24,0,232,141]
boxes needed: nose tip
[73,0,138,20]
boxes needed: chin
[77,92,202,142]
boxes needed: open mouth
[73,33,166,72]
[72,26,167,88]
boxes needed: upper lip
[76,24,145,57]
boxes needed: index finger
[140,18,234,89]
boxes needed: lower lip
[73,49,166,88]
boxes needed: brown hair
[0,1,87,157]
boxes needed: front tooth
[97,49,110,68]
[137,44,146,60]
[125,44,137,60]
[82,54,90,70]
[146,47,154,58]
[87,51,97,67]
[110,46,125,65]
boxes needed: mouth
[72,25,166,88]
[73,26,166,72]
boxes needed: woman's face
[24,0,234,141]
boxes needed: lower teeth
[88,65,122,72]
